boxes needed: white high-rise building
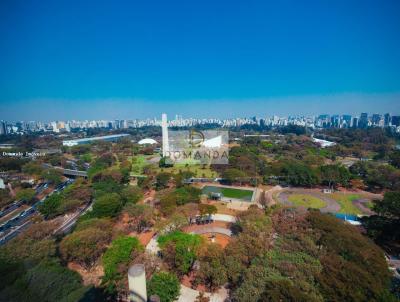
[162,113,169,157]
[51,122,59,133]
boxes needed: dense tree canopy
[362,191,400,247]
[158,231,202,276]
[147,272,180,302]
[16,188,36,203]
[60,221,113,268]
[0,221,91,302]
[0,260,90,302]
[102,236,143,294]
[225,208,394,302]
[156,172,171,190]
[123,203,154,232]
[92,193,122,218]
[159,187,201,216]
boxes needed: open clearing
[130,155,147,176]
[277,189,377,215]
[329,193,363,215]
[287,194,326,209]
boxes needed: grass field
[365,200,375,209]
[202,186,254,201]
[330,193,363,215]
[287,194,326,209]
[131,155,147,176]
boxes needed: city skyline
[1,92,399,121]
[2,112,400,136]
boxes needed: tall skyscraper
[384,113,391,127]
[342,115,352,128]
[0,121,7,135]
[352,117,359,128]
[51,121,59,133]
[331,115,339,128]
[371,114,382,126]
[392,116,400,127]
[359,113,369,128]
[161,113,169,157]
[317,114,330,128]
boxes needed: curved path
[211,214,236,223]
[178,284,228,302]
[190,226,232,237]
[353,198,375,215]
[277,189,341,213]
[145,214,236,254]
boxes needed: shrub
[92,193,122,218]
[60,228,112,268]
[102,236,143,293]
[147,272,180,302]
[158,231,202,276]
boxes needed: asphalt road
[0,179,74,246]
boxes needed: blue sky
[0,0,399,120]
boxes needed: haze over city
[0,93,399,121]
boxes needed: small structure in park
[209,192,222,200]
[138,138,158,145]
[193,214,213,225]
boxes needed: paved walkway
[211,214,236,223]
[145,235,160,255]
[353,198,375,215]
[265,185,283,206]
[177,284,228,302]
[190,226,232,237]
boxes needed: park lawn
[365,200,375,209]
[202,186,253,201]
[330,193,363,215]
[221,188,253,200]
[287,194,326,209]
[131,155,147,175]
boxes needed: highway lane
[53,201,93,235]
[0,179,74,246]
[41,163,88,177]
[0,200,24,219]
